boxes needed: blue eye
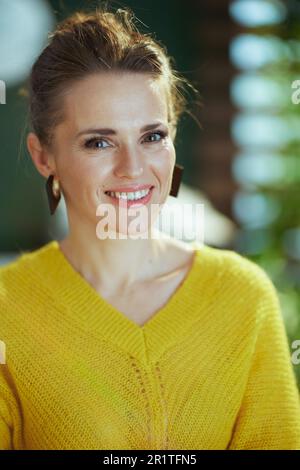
[83,130,168,150]
[144,131,167,142]
[84,138,110,149]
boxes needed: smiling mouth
[104,186,154,201]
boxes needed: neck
[58,224,172,293]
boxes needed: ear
[26,132,56,178]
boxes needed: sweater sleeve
[0,321,20,450]
[0,276,23,450]
[227,275,300,450]
[0,366,16,450]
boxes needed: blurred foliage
[231,0,300,386]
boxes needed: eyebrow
[75,122,167,139]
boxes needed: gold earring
[52,176,60,198]
[45,174,61,215]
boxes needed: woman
[1,6,300,450]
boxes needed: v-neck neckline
[37,239,222,363]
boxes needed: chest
[19,326,237,450]
[98,264,191,327]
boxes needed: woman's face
[50,72,176,238]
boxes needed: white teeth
[106,188,151,200]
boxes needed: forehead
[60,72,169,133]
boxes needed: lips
[105,184,153,193]
[104,186,154,207]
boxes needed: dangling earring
[45,174,61,215]
[169,163,184,197]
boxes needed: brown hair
[25,2,201,151]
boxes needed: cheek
[154,146,176,178]
[58,158,101,205]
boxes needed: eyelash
[83,130,168,150]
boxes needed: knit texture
[0,239,300,450]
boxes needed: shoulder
[215,245,278,302]
[193,245,284,354]
[199,242,274,286]
[192,242,279,316]
[0,241,56,321]
[0,245,39,289]
[0,240,56,279]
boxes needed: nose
[113,144,144,179]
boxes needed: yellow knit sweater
[0,239,300,450]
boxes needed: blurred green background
[0,0,300,387]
